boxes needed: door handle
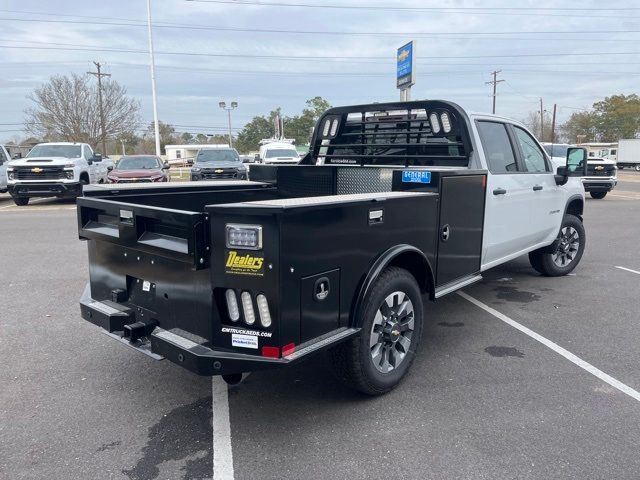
[533,185,543,191]
[441,224,451,242]
[493,188,507,195]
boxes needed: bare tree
[24,73,140,152]
[522,111,554,142]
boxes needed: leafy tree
[140,121,179,154]
[560,94,640,142]
[592,94,640,141]
[195,133,209,144]
[235,112,279,153]
[24,73,139,152]
[180,132,194,143]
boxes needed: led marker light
[241,291,255,325]
[440,112,452,133]
[429,113,441,134]
[256,294,272,328]
[225,289,240,322]
[226,224,263,250]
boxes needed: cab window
[513,127,549,173]
[477,121,520,174]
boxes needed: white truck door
[83,145,97,182]
[511,125,563,244]
[477,120,539,268]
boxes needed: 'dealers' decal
[402,170,431,184]
[225,250,265,276]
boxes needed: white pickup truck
[542,142,617,199]
[77,100,589,394]
[7,142,113,206]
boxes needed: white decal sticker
[222,326,272,338]
[142,280,151,292]
[231,333,258,349]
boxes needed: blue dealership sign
[397,41,415,89]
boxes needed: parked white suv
[259,142,300,165]
[6,142,113,206]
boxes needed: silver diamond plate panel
[336,167,394,195]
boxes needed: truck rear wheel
[589,191,607,199]
[331,267,424,395]
[528,214,585,277]
[13,197,29,206]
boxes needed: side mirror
[254,153,260,162]
[162,162,170,170]
[87,159,93,166]
[555,147,588,185]
[92,153,103,162]
[107,165,114,172]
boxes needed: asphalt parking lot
[1,172,640,480]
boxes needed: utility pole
[550,103,557,144]
[87,62,111,155]
[485,70,504,114]
[147,0,161,156]
[121,139,126,156]
[539,98,544,141]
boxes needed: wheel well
[566,198,584,218]
[79,172,90,182]
[387,251,433,296]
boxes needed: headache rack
[300,100,473,168]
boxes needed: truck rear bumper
[8,182,82,198]
[79,284,359,376]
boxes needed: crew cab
[76,101,587,395]
[542,142,617,199]
[7,142,113,206]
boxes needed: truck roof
[35,142,87,146]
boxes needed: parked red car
[107,155,170,183]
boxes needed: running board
[434,274,482,299]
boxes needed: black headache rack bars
[300,100,473,168]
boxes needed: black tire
[528,214,585,277]
[589,191,607,199]
[330,267,424,395]
[13,197,29,206]
[635,164,640,172]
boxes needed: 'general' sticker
[402,170,431,184]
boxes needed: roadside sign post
[397,41,416,101]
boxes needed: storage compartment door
[436,176,485,286]
[300,269,340,342]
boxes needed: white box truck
[616,139,640,171]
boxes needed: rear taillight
[256,294,271,327]
[225,289,240,322]
[240,291,255,325]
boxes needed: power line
[185,0,640,14]
[2,43,639,62]
[3,15,640,37]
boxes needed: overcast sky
[1,0,639,142]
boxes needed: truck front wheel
[331,267,424,395]
[635,164,640,172]
[529,214,585,277]
[13,197,29,206]
[589,191,607,199]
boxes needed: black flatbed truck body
[77,101,488,378]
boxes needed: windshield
[27,145,82,158]
[196,149,240,163]
[265,149,299,158]
[542,144,571,158]
[116,156,161,170]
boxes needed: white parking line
[615,266,640,276]
[212,377,234,479]
[458,291,640,403]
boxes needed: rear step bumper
[79,284,359,376]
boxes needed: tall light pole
[219,101,238,147]
[146,0,161,156]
